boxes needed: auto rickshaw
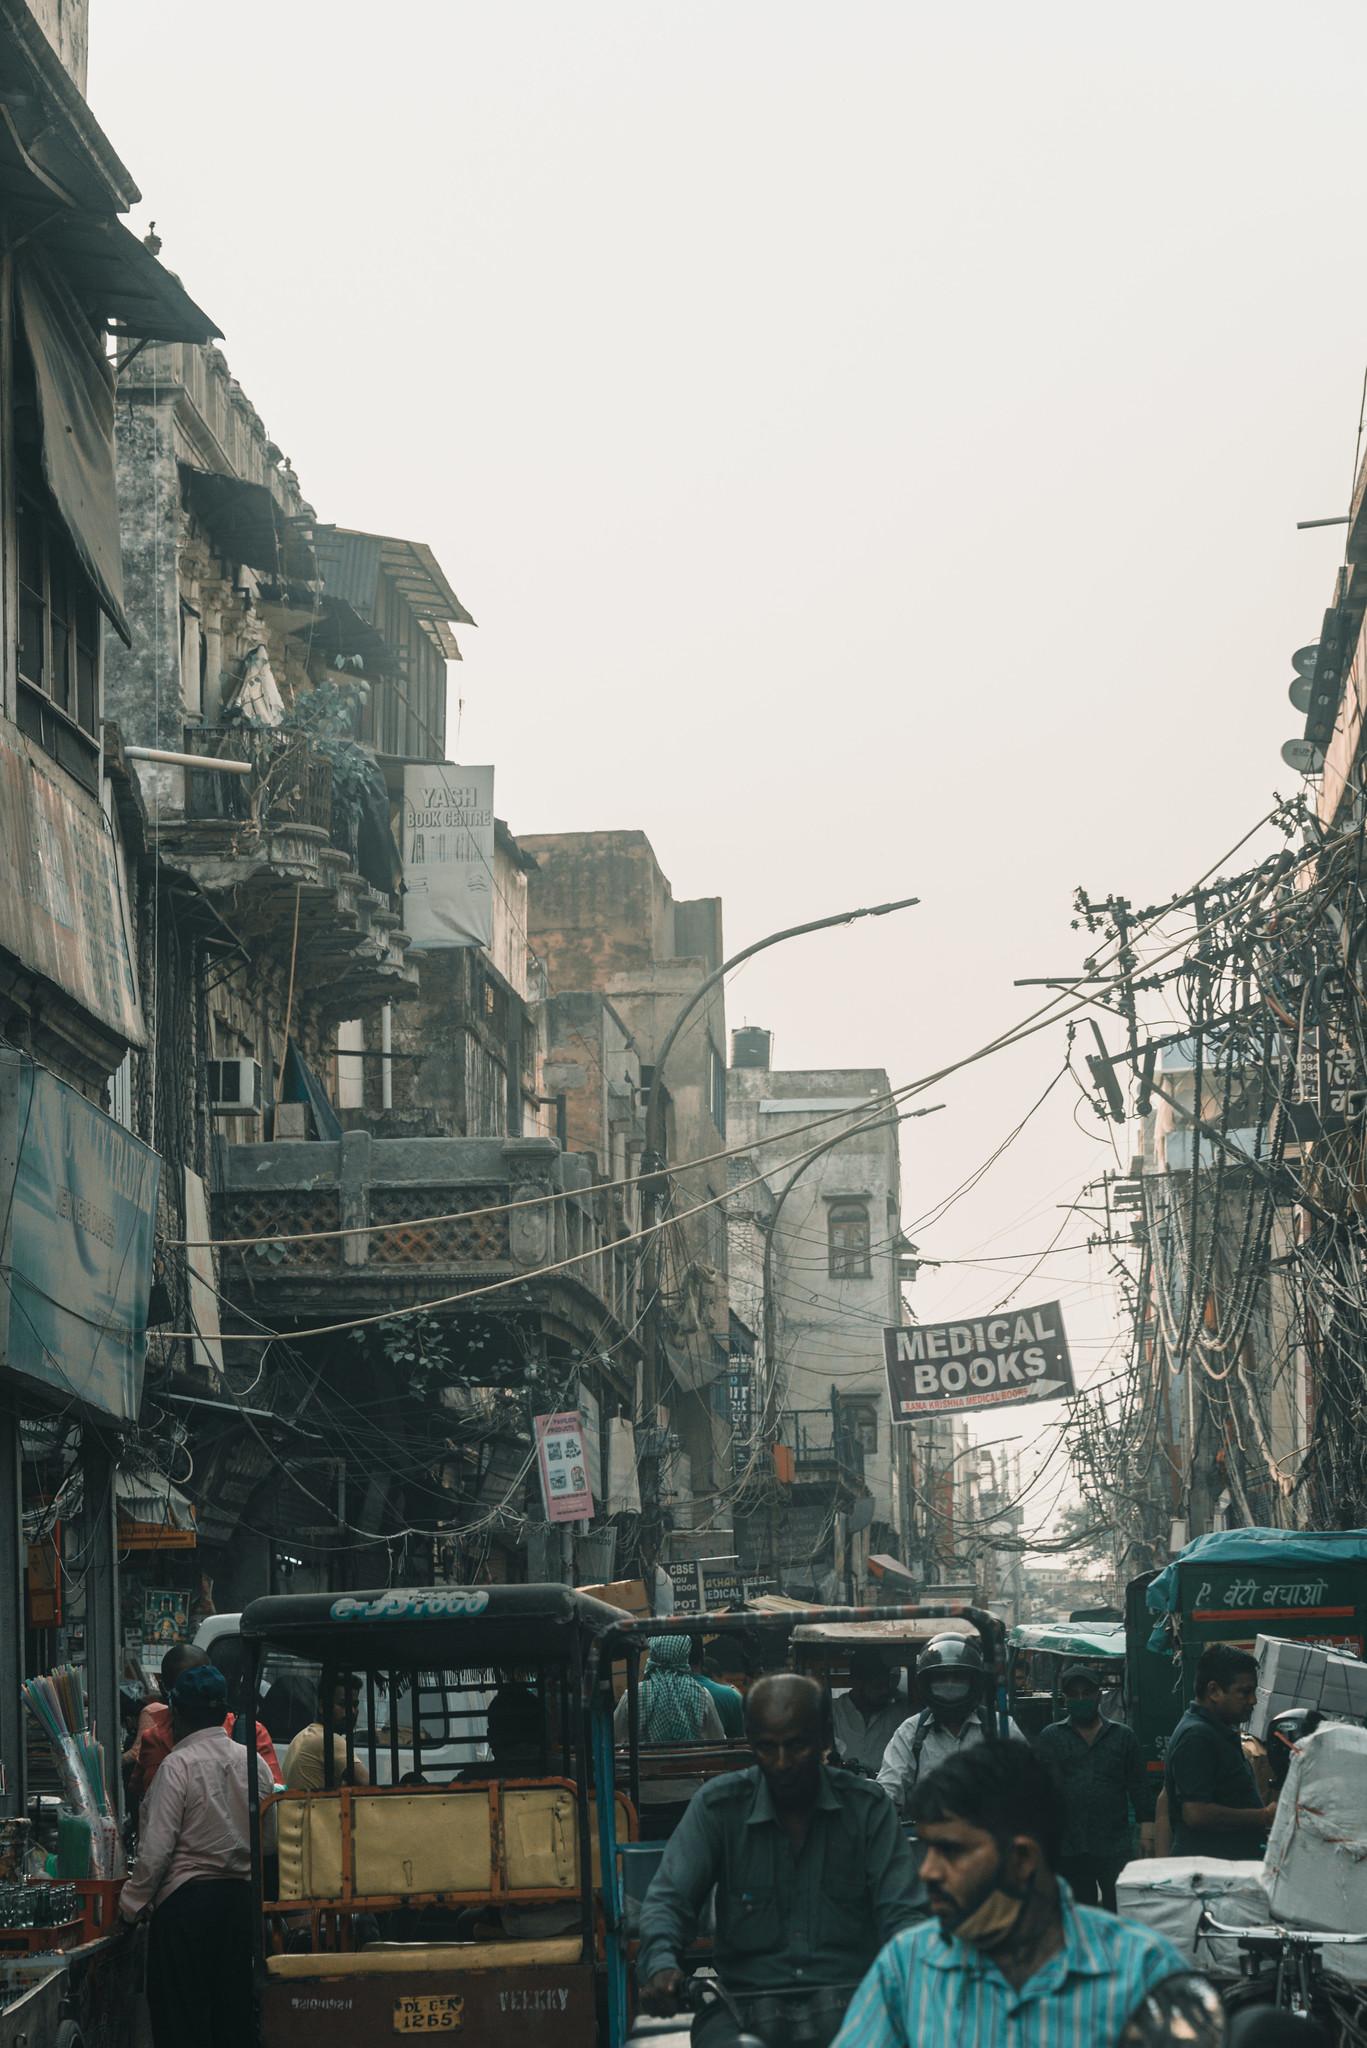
[240,1584,638,2048]
[1006,1618,1126,1739]
[788,1609,982,1702]
[240,1589,955,2048]
[1126,1526,1367,1816]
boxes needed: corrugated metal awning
[116,1469,196,1532]
[315,525,475,659]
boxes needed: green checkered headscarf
[638,1634,707,1743]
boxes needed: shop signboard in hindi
[534,1410,593,1525]
[401,765,495,949]
[884,1301,1074,1420]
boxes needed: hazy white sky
[89,3,1367,1534]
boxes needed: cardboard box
[1251,1634,1367,1736]
[1319,1652,1367,1720]
[577,1578,650,1701]
[577,1577,650,1619]
[1251,1687,1304,1742]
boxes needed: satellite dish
[1289,675,1315,713]
[1281,737,1326,775]
[1292,644,1320,678]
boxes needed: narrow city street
[1,4,1367,2045]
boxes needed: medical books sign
[401,765,495,949]
[883,1302,1074,1420]
[534,1410,593,1524]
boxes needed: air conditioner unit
[206,1058,263,1114]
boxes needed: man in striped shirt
[833,1743,1220,2048]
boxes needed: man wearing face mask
[831,1743,1218,2048]
[876,1635,1022,1811]
[1033,1667,1153,1911]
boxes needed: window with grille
[828,1200,871,1279]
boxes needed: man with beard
[831,1743,1219,2048]
[637,1673,920,2048]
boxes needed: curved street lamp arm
[643,894,921,1165]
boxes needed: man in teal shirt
[832,1743,1218,2048]
[690,1635,745,1737]
[638,1674,920,2048]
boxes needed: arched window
[828,1201,871,1279]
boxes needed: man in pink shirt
[121,1663,274,2048]
[132,1644,280,1804]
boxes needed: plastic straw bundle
[21,1668,120,1877]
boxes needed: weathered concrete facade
[727,1041,912,1598]
[524,831,731,1532]
[23,0,85,87]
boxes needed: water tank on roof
[732,1028,773,1070]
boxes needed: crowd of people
[109,1629,1304,2048]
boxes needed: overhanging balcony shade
[180,465,317,585]
[115,1469,196,1533]
[293,595,400,679]
[18,257,130,639]
[0,63,217,344]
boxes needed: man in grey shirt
[831,1652,909,1777]
[638,1674,920,2048]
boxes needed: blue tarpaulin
[1146,1528,1367,1621]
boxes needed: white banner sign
[401,764,495,949]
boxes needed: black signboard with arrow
[883,1301,1074,1420]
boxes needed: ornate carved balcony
[152,725,417,1015]
[214,1132,642,1358]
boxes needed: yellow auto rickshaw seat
[264,1937,583,1978]
[273,1784,628,1903]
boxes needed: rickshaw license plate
[393,1994,465,2032]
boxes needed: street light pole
[641,895,921,1175]
[635,893,921,1586]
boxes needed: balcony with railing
[154,724,417,1014]
[215,1131,643,1356]
[775,1408,866,1494]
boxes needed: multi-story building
[524,831,731,1568]
[101,342,645,1605]
[0,0,217,1809]
[726,1032,917,1600]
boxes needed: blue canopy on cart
[1146,1528,1367,1621]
